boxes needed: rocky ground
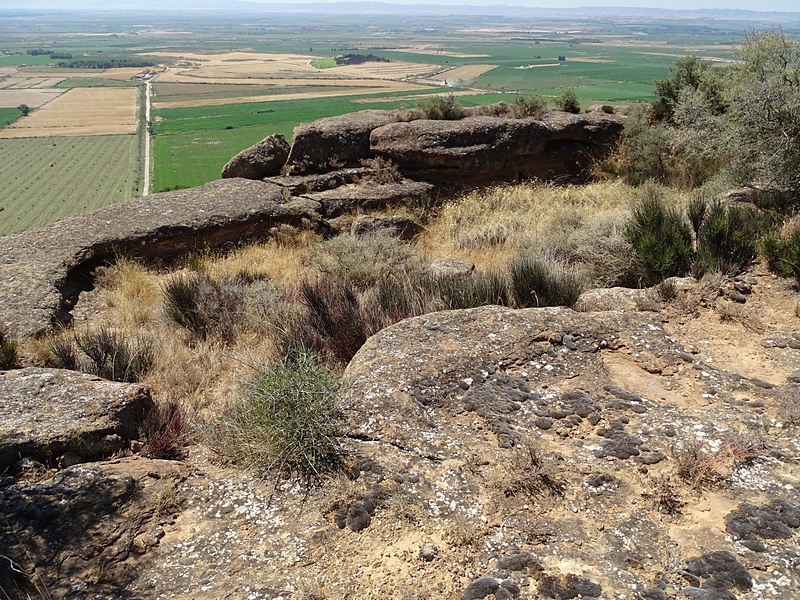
[2,265,799,600]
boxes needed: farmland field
[0,87,139,137]
[0,107,22,127]
[0,135,140,236]
[0,88,64,108]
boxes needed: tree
[17,104,29,116]
[724,28,800,191]
[556,88,580,114]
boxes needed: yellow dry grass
[0,87,138,137]
[0,77,65,89]
[429,64,498,81]
[0,88,64,109]
[153,82,429,109]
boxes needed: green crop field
[0,107,22,128]
[150,91,504,192]
[0,135,140,236]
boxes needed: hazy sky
[244,0,799,12]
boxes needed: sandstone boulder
[284,110,397,174]
[221,134,290,179]
[0,367,154,472]
[370,112,623,184]
[0,178,320,339]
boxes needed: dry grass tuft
[672,439,726,489]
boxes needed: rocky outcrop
[300,180,434,218]
[0,368,154,472]
[370,111,623,184]
[221,133,290,179]
[284,110,398,174]
[0,178,319,339]
[0,457,189,598]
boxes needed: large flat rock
[0,178,318,339]
[0,367,154,472]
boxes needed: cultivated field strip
[0,89,65,109]
[0,135,139,236]
[0,87,139,137]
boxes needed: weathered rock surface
[0,457,189,599]
[221,133,290,179]
[301,180,434,217]
[350,214,423,240]
[0,178,318,339]
[370,111,623,183]
[284,109,398,174]
[0,368,154,472]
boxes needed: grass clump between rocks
[0,326,19,370]
[509,255,585,308]
[416,93,464,120]
[212,351,345,485]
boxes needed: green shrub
[0,327,18,370]
[162,273,246,342]
[416,94,464,120]
[555,88,580,114]
[695,200,759,275]
[511,95,546,118]
[48,327,154,383]
[625,189,694,285]
[601,105,614,114]
[762,230,800,278]
[214,351,344,484]
[509,255,585,308]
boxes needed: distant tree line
[56,59,156,69]
[26,49,72,59]
[334,53,389,66]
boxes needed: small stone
[730,291,747,303]
[419,541,439,562]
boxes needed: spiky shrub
[0,326,19,370]
[762,228,800,279]
[416,94,464,120]
[162,272,245,342]
[143,401,185,459]
[509,255,585,308]
[74,327,154,383]
[427,271,512,310]
[47,327,154,383]
[695,200,759,276]
[286,280,369,367]
[625,190,694,285]
[215,351,345,485]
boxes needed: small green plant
[162,272,246,342]
[0,326,19,370]
[601,104,614,114]
[214,351,345,485]
[509,255,585,308]
[625,189,694,285]
[556,88,580,114]
[430,271,512,310]
[416,94,464,120]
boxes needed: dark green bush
[214,351,345,485]
[762,230,800,278]
[162,273,246,342]
[625,191,694,285]
[0,327,19,370]
[695,200,759,275]
[509,256,585,308]
[601,104,614,114]
[555,88,580,114]
[417,94,464,120]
